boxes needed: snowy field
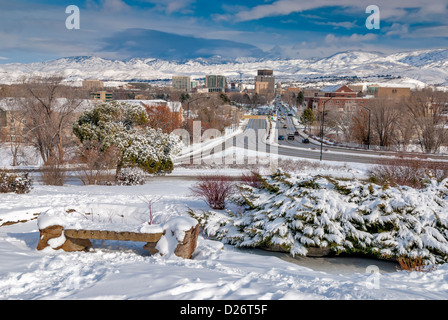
[1,163,448,302]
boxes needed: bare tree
[395,102,415,151]
[326,109,353,142]
[4,98,31,166]
[350,108,370,146]
[20,76,84,165]
[405,88,448,153]
[0,86,7,144]
[368,97,401,147]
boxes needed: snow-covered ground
[1,49,448,87]
[1,120,448,301]
[1,164,448,301]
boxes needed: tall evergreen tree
[300,108,315,132]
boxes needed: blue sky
[1,0,448,63]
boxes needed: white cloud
[140,0,196,14]
[100,0,131,12]
[315,20,357,30]
[324,33,378,45]
[225,0,448,23]
[401,25,448,39]
[385,23,409,37]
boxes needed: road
[175,112,448,166]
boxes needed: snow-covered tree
[191,170,448,265]
[73,101,182,177]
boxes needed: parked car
[283,125,287,129]
[302,138,310,144]
[294,131,299,136]
[278,135,285,140]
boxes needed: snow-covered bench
[36,208,199,259]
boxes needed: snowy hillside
[1,49,448,87]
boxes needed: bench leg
[143,242,159,255]
[37,225,92,252]
[143,224,200,259]
[174,225,200,259]
[63,236,92,252]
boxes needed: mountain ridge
[0,49,447,87]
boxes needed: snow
[1,49,447,88]
[195,171,448,264]
[1,167,448,300]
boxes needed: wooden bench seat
[37,223,199,259]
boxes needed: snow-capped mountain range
[1,49,448,88]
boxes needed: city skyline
[1,0,448,63]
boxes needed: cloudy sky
[1,0,448,63]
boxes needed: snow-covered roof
[119,100,183,113]
[320,85,345,92]
[0,98,98,112]
[167,101,182,113]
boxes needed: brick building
[255,69,275,95]
[367,85,411,99]
[303,85,371,113]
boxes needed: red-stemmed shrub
[190,175,235,210]
[368,156,448,189]
[240,170,263,188]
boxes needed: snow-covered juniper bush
[191,170,448,265]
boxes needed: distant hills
[1,48,448,88]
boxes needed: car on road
[287,134,295,140]
[283,125,287,128]
[278,135,285,140]
[294,131,299,135]
[302,138,310,144]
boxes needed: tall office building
[205,75,226,92]
[172,76,191,92]
[255,69,275,95]
[82,79,104,90]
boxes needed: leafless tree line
[0,77,243,179]
[1,77,86,166]
[324,88,448,153]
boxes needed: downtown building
[255,69,275,96]
[172,76,192,92]
[205,75,227,92]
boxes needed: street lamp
[320,96,334,161]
